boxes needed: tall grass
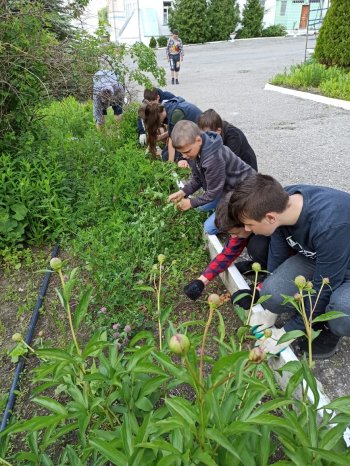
[271,62,350,100]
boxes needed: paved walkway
[157,36,350,191]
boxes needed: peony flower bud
[169,334,190,355]
[323,277,330,285]
[305,281,313,291]
[12,333,23,342]
[158,254,166,265]
[38,331,44,337]
[249,347,266,364]
[124,325,131,333]
[50,257,62,272]
[294,293,302,302]
[208,294,221,310]
[252,262,261,273]
[294,275,306,289]
[264,329,272,338]
[112,323,120,330]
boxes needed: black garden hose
[0,242,60,434]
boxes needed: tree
[208,0,240,42]
[0,1,165,146]
[168,0,209,44]
[239,0,264,38]
[314,0,350,67]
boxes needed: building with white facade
[107,0,329,45]
[107,0,173,45]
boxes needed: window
[163,1,172,25]
[280,0,287,16]
[260,0,266,7]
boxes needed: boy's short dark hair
[172,30,179,35]
[215,193,244,232]
[198,109,223,132]
[143,88,159,102]
[228,174,289,222]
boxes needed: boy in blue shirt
[227,174,350,359]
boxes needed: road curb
[265,83,350,111]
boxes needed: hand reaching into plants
[184,276,208,300]
[254,327,290,355]
[139,133,147,146]
[250,308,277,336]
[231,288,259,310]
[168,189,185,203]
[177,160,189,168]
[176,198,192,211]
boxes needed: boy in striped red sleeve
[184,194,270,300]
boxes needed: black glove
[231,288,260,310]
[184,279,205,301]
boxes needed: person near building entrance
[166,30,184,85]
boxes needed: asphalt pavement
[156,36,350,191]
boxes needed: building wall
[274,1,325,31]
[108,0,173,44]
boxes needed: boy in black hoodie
[168,120,255,234]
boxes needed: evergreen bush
[149,36,157,48]
[208,0,240,42]
[168,0,209,44]
[262,24,287,37]
[314,0,350,67]
[157,35,168,47]
[239,0,264,38]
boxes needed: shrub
[208,0,240,42]
[314,0,350,67]
[239,0,264,38]
[149,36,157,48]
[262,24,287,37]
[168,0,209,44]
[157,35,168,47]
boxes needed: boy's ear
[266,213,277,224]
[216,128,222,135]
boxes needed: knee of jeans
[326,300,350,336]
[203,220,218,235]
[259,278,284,313]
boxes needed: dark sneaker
[176,79,179,84]
[235,260,254,275]
[171,78,175,85]
[298,328,342,360]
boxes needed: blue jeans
[260,254,350,335]
[197,198,220,235]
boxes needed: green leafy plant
[157,35,168,47]
[314,0,350,67]
[271,62,350,101]
[2,264,350,464]
[280,275,346,367]
[149,36,157,48]
[262,24,287,37]
[169,0,209,44]
[207,0,240,42]
[239,0,264,39]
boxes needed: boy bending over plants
[168,120,255,235]
[226,173,350,359]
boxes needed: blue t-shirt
[268,184,350,330]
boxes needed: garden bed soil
[0,245,242,426]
